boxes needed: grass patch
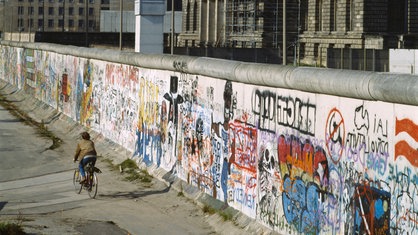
[0,221,25,235]
[119,159,153,183]
[202,204,234,221]
[0,94,62,150]
[219,210,234,221]
[202,205,216,215]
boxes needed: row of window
[17,18,96,28]
[18,6,95,16]
[19,0,98,4]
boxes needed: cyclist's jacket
[74,139,97,161]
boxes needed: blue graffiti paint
[374,199,384,219]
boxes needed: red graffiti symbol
[395,118,418,167]
[325,108,345,164]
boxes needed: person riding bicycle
[73,131,97,183]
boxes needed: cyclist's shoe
[79,176,86,184]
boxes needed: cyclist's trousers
[79,155,97,177]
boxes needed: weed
[119,159,153,183]
[202,205,216,215]
[0,221,25,234]
[202,204,234,221]
[219,211,233,221]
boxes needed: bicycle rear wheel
[73,169,82,194]
[87,172,98,198]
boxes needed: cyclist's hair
[81,131,90,140]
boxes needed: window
[78,20,84,28]
[58,19,64,27]
[18,19,24,28]
[59,7,64,15]
[186,1,190,31]
[79,0,84,3]
[48,7,54,15]
[38,19,44,29]
[330,0,337,31]
[69,7,74,15]
[89,8,94,16]
[88,20,94,28]
[315,0,323,31]
[79,8,84,16]
[89,0,94,3]
[38,7,44,15]
[167,0,182,11]
[69,19,74,27]
[28,7,34,15]
[48,19,54,27]
[28,19,34,28]
[18,6,24,15]
[49,0,54,2]
[101,0,109,4]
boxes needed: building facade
[178,0,418,66]
[0,0,128,34]
[299,0,418,66]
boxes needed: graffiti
[325,108,345,164]
[395,118,418,168]
[278,134,329,187]
[4,44,418,235]
[173,60,188,71]
[352,184,390,235]
[282,176,320,234]
[252,90,316,135]
[257,131,282,229]
[228,121,257,214]
[345,105,390,176]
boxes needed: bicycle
[73,161,101,198]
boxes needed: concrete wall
[1,40,418,235]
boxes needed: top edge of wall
[2,40,418,106]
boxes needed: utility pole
[119,0,123,50]
[85,0,88,47]
[28,0,31,41]
[282,0,286,65]
[62,0,65,32]
[170,0,174,54]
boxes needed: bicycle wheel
[73,169,82,194]
[87,172,98,198]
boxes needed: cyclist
[73,131,97,183]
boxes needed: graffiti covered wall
[1,44,417,234]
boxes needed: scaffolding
[225,0,280,48]
[225,0,299,49]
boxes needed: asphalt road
[0,93,222,235]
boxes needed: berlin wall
[1,41,418,234]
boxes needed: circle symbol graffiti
[325,108,345,164]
